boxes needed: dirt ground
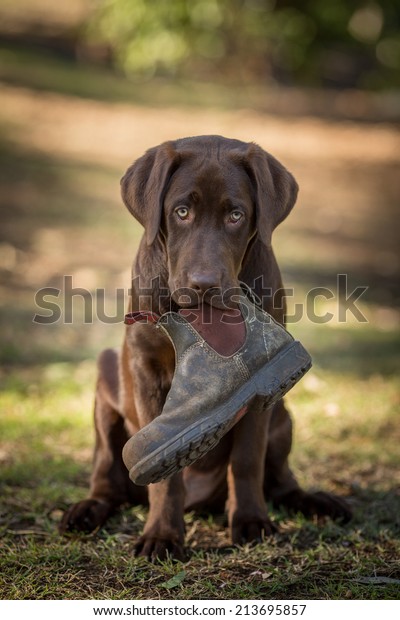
[1,82,399,322]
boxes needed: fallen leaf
[160,570,186,589]
[354,576,400,585]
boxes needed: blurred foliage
[85,0,400,88]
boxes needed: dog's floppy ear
[121,141,179,246]
[245,143,298,246]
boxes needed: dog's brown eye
[229,211,243,223]
[175,206,189,220]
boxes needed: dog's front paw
[59,499,113,535]
[135,534,186,562]
[277,489,352,523]
[230,513,278,546]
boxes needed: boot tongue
[179,303,246,356]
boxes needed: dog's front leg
[126,326,186,561]
[227,397,276,545]
[135,475,186,561]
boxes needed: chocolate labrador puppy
[60,135,351,560]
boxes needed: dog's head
[121,135,298,307]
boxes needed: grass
[1,38,400,600]
[1,358,399,588]
[1,325,399,599]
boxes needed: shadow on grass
[1,306,398,378]
[0,136,132,369]
[2,460,399,551]
[302,324,400,378]
[0,308,102,367]
[0,135,122,248]
[1,125,399,378]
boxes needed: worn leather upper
[125,295,294,459]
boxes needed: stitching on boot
[199,345,233,363]
[177,341,203,364]
[173,315,208,344]
[262,321,271,361]
[233,354,251,381]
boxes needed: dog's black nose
[188,272,221,293]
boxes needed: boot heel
[254,341,312,400]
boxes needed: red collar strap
[124,311,160,325]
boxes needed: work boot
[122,294,311,486]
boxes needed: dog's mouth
[171,286,242,310]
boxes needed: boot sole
[126,340,312,486]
